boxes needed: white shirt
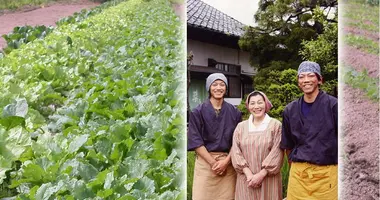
[248,113,272,132]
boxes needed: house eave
[187,25,241,49]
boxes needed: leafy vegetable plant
[2,25,54,54]
[342,65,379,101]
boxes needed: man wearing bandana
[280,61,338,200]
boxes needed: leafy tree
[299,7,338,96]
[239,68,302,120]
[240,0,337,68]
[238,0,338,120]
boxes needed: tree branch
[326,19,338,23]
[250,1,338,34]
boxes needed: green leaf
[152,136,167,160]
[29,185,40,199]
[35,183,52,200]
[35,181,64,200]
[125,138,135,152]
[104,171,114,189]
[159,190,178,200]
[94,137,113,157]
[120,157,149,179]
[9,83,22,94]
[124,103,135,117]
[0,166,11,185]
[171,116,182,126]
[4,127,32,159]
[133,176,155,194]
[78,163,99,182]
[110,143,122,162]
[87,169,109,188]
[0,116,25,130]
[71,179,95,199]
[22,163,45,182]
[7,127,32,145]
[117,195,137,200]
[97,188,113,198]
[67,36,73,46]
[63,195,75,200]
[68,134,89,153]
[16,142,31,160]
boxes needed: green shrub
[0,0,51,10]
[366,0,379,5]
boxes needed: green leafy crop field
[0,0,185,199]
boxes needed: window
[208,59,241,75]
[227,76,241,98]
[243,83,253,97]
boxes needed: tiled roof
[187,0,246,37]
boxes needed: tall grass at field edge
[0,0,105,10]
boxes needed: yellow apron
[287,162,337,200]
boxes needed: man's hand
[211,159,229,176]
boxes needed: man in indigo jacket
[280,61,338,200]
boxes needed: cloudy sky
[201,0,259,26]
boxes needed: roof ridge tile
[187,0,246,37]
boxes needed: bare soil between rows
[341,45,379,78]
[341,84,379,200]
[343,17,379,28]
[343,26,380,42]
[172,3,185,22]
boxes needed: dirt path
[341,84,379,200]
[172,3,185,22]
[341,45,379,78]
[0,0,99,50]
[343,27,380,42]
